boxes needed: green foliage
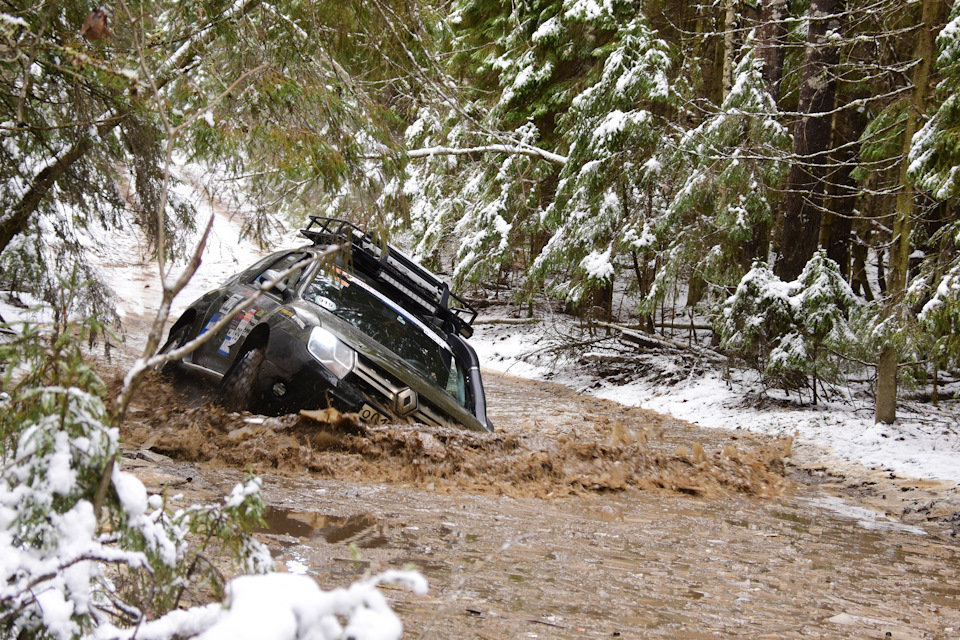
[720,253,860,401]
[0,0,423,319]
[0,315,109,519]
[110,474,272,618]
[908,0,960,199]
[856,101,910,169]
[0,1,190,318]
[532,16,675,304]
[909,220,960,372]
[917,265,960,370]
[407,1,681,296]
[719,261,795,369]
[451,125,550,288]
[652,35,790,310]
[451,0,636,134]
[0,304,270,638]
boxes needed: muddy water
[122,370,960,639]
[246,475,959,640]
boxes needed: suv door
[193,251,309,373]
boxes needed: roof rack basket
[300,216,477,338]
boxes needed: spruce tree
[653,36,790,311]
[531,16,674,310]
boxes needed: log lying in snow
[596,321,727,364]
[473,317,541,326]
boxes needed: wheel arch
[168,309,197,339]
[234,322,270,362]
[215,323,270,413]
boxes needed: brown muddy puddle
[120,370,960,639]
[122,371,791,499]
[214,471,960,640]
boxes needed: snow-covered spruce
[719,252,858,402]
[0,334,423,640]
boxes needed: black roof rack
[300,216,477,338]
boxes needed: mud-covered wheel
[155,325,189,377]
[215,346,265,413]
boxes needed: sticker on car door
[218,308,258,356]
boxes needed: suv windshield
[304,268,467,406]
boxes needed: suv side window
[252,252,310,292]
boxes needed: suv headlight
[307,326,356,379]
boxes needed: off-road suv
[159,216,493,432]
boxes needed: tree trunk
[875,0,939,424]
[822,91,869,278]
[875,346,898,424]
[756,0,788,103]
[722,0,736,99]
[774,0,843,281]
[631,251,655,333]
[742,0,785,271]
[709,8,727,105]
[850,240,873,301]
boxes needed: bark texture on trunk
[774,0,843,282]
[823,92,869,277]
[875,346,898,424]
[757,0,788,102]
[736,0,788,270]
[722,0,736,99]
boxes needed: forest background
[2,0,960,637]
[4,0,960,425]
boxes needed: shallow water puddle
[800,495,928,534]
[257,506,388,548]
[241,474,960,639]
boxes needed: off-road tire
[215,346,265,413]
[156,325,189,377]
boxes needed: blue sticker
[200,312,223,335]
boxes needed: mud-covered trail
[118,369,960,639]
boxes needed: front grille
[352,357,447,426]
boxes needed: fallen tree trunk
[596,321,727,364]
[473,317,541,326]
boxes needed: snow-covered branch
[406,144,567,166]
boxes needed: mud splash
[121,374,791,500]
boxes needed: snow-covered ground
[468,312,960,486]
[99,166,301,325]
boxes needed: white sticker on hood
[315,296,337,312]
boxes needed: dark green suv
[159,217,492,432]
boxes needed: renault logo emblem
[395,387,418,416]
